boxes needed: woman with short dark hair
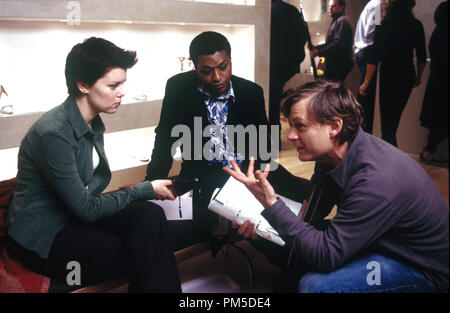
[7,37,181,292]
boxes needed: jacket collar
[332,12,345,21]
[64,96,105,139]
[329,128,364,189]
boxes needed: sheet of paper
[148,192,193,221]
[213,176,302,217]
[209,177,303,246]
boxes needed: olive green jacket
[8,96,155,258]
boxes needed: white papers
[148,192,193,221]
[208,177,302,246]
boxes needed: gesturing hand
[151,179,176,200]
[222,158,278,209]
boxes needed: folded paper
[208,176,302,246]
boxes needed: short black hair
[282,80,364,145]
[65,37,138,97]
[189,31,231,67]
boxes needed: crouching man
[224,80,448,293]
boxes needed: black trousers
[426,129,448,153]
[324,61,354,83]
[11,201,181,293]
[379,75,414,147]
[269,68,296,147]
[269,72,292,126]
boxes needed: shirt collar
[64,96,105,139]
[332,12,345,21]
[198,81,235,102]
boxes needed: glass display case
[0,20,254,115]
[0,0,268,117]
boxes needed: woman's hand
[360,63,377,97]
[222,158,278,209]
[151,179,176,200]
[359,81,369,96]
[413,76,422,87]
[310,49,319,58]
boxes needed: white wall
[0,21,254,115]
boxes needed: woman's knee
[126,200,167,224]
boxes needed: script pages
[148,191,193,221]
[208,176,302,246]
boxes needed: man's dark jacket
[146,71,271,197]
[317,13,354,81]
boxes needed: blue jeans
[298,253,439,293]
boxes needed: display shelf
[0,126,158,181]
[0,20,255,115]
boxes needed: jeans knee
[298,272,326,293]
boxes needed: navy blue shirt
[262,129,449,292]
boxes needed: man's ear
[76,82,90,95]
[329,118,343,140]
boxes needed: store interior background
[1,0,447,183]
[0,0,448,292]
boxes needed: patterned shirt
[198,81,243,168]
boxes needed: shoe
[420,148,448,167]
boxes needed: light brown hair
[281,80,364,145]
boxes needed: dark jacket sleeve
[252,83,275,165]
[145,77,179,181]
[366,24,383,65]
[317,17,352,58]
[290,6,308,65]
[414,19,427,64]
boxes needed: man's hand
[232,221,259,240]
[150,179,176,200]
[310,49,319,58]
[222,158,278,208]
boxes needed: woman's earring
[0,85,13,115]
